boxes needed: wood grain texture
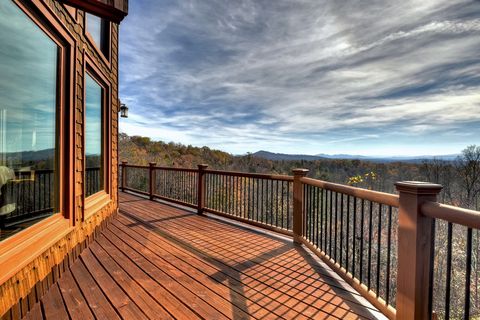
[20,192,386,320]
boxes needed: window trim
[0,0,75,282]
[83,53,112,219]
[84,12,112,68]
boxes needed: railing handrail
[122,163,294,181]
[204,169,293,181]
[301,176,400,208]
[155,166,198,172]
[123,163,198,172]
[421,201,480,229]
[122,164,150,169]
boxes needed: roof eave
[59,0,128,23]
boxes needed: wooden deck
[23,192,386,320]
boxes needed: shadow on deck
[23,192,387,320]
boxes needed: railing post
[120,161,127,192]
[395,181,443,320]
[149,162,156,200]
[292,169,309,244]
[197,164,208,215]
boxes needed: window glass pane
[85,74,103,196]
[86,13,102,48]
[0,1,58,240]
[86,13,109,59]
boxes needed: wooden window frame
[84,13,112,69]
[83,53,112,219]
[0,0,76,284]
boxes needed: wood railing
[0,167,102,228]
[120,162,480,320]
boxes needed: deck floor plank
[94,235,204,320]
[23,301,43,320]
[104,223,280,320]
[110,215,319,320]
[88,242,173,320]
[40,285,68,320]
[23,192,387,320]
[118,197,375,319]
[80,248,149,320]
[69,260,121,320]
[57,271,94,320]
[99,227,232,320]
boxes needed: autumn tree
[456,145,480,209]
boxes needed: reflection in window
[0,1,58,240]
[85,74,104,197]
[86,13,110,59]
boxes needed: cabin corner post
[121,161,128,192]
[197,164,208,215]
[292,169,309,244]
[395,181,443,320]
[149,162,157,200]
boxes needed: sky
[119,0,480,156]
[0,1,57,156]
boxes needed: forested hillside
[119,133,479,210]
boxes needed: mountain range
[251,150,459,163]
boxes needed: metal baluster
[340,193,344,265]
[464,228,473,320]
[386,205,393,306]
[346,195,350,273]
[352,197,357,279]
[328,190,333,258]
[286,182,290,230]
[360,199,365,283]
[376,203,382,296]
[367,200,373,290]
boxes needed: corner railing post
[395,181,443,320]
[149,162,156,200]
[292,169,309,244]
[121,161,128,192]
[197,164,208,215]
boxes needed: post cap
[395,181,443,195]
[197,164,209,170]
[292,168,309,176]
[149,162,157,166]
[121,161,128,165]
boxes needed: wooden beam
[59,0,128,23]
[197,164,208,215]
[292,169,308,244]
[395,181,442,320]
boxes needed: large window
[0,1,60,241]
[86,13,110,60]
[85,73,104,197]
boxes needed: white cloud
[119,0,480,155]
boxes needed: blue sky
[119,0,480,156]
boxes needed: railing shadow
[118,193,385,319]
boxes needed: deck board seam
[114,208,368,319]
[104,222,289,320]
[97,228,226,320]
[118,202,374,316]
[101,225,251,320]
[124,199,366,296]
[93,238,203,320]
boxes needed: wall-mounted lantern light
[120,102,129,118]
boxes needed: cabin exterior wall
[0,1,121,317]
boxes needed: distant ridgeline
[119,133,479,209]
[1,148,55,169]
